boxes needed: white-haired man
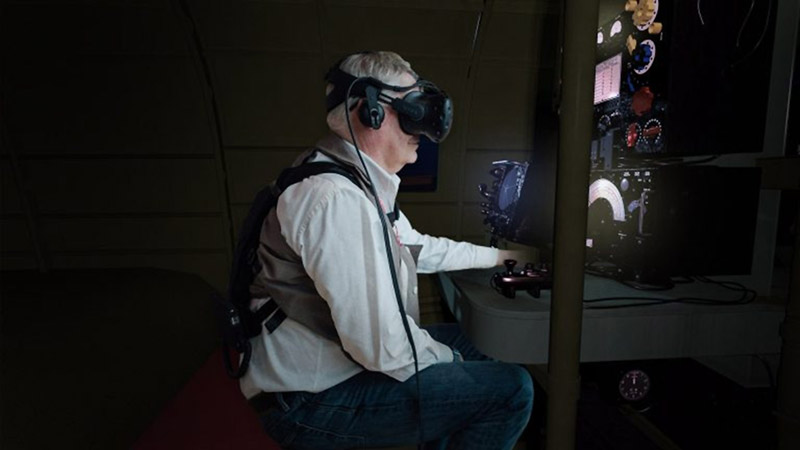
[241,51,533,449]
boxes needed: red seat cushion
[133,348,280,450]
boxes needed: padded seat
[134,347,279,450]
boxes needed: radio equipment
[479,160,529,246]
[592,0,776,163]
[586,165,761,281]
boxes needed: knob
[490,167,504,178]
[504,259,517,275]
[598,115,611,133]
[631,87,654,116]
[648,22,662,34]
[478,183,492,199]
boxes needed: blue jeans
[257,323,534,449]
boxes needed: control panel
[478,160,529,247]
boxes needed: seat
[133,347,280,450]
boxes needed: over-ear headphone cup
[358,100,384,130]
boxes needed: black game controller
[491,259,553,299]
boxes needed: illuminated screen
[594,53,622,105]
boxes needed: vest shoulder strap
[217,159,363,378]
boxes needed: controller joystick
[504,259,517,275]
[492,260,553,299]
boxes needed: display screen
[497,165,524,211]
[594,53,622,105]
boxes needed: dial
[618,369,651,402]
[496,165,525,211]
[632,0,659,31]
[633,40,656,75]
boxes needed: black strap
[251,299,279,327]
[386,202,401,225]
[246,161,362,336]
[265,309,287,334]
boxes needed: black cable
[619,278,676,291]
[728,0,773,72]
[583,262,758,308]
[735,0,757,48]
[585,261,675,291]
[342,77,425,445]
[584,287,757,309]
[614,154,719,168]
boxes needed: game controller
[491,259,553,299]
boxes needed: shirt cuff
[475,246,500,268]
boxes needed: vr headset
[325,63,453,143]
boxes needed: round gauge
[633,40,656,75]
[496,165,523,211]
[633,0,659,31]
[610,20,623,38]
[618,369,651,402]
[640,118,663,149]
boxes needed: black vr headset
[325,61,453,143]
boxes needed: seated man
[240,50,533,449]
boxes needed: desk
[436,269,785,365]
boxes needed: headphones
[324,55,453,143]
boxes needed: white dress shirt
[240,140,499,397]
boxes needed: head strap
[325,66,418,112]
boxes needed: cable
[583,262,758,308]
[697,0,706,26]
[342,77,425,445]
[585,261,675,291]
[615,154,720,168]
[728,0,773,72]
[736,0,756,48]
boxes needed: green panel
[194,0,319,52]
[482,10,560,68]
[461,201,490,237]
[0,162,23,213]
[467,63,538,150]
[40,217,227,252]
[49,252,230,291]
[2,4,185,56]
[3,56,214,154]
[211,54,327,147]
[226,149,305,203]
[0,218,33,253]
[28,159,221,214]
[325,5,479,58]
[400,203,460,239]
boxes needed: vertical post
[545,0,598,449]
[777,198,800,450]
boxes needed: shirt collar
[315,133,401,207]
